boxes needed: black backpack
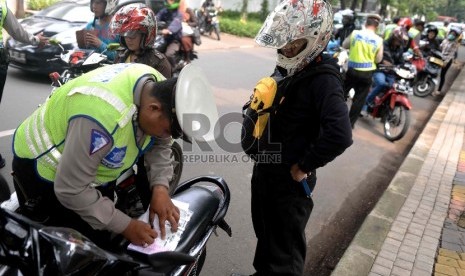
[241,64,342,160]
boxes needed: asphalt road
[0,44,462,275]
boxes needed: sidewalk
[195,33,258,51]
[333,62,465,276]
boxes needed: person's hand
[161,29,171,36]
[35,32,48,47]
[122,219,157,247]
[290,163,307,182]
[149,185,180,240]
[85,32,102,48]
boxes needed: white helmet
[255,0,333,76]
[340,8,354,18]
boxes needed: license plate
[429,57,444,67]
[9,50,26,64]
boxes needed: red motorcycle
[368,64,415,141]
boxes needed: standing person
[383,17,400,40]
[156,0,183,69]
[110,3,172,78]
[83,0,120,61]
[343,14,383,129]
[438,20,450,41]
[335,9,356,45]
[433,27,461,97]
[0,0,47,168]
[236,0,353,275]
[420,25,441,56]
[11,63,214,250]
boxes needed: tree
[15,0,25,18]
[260,0,269,21]
[241,0,248,22]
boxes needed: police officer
[383,17,400,40]
[408,19,425,57]
[343,14,383,128]
[0,0,47,168]
[11,63,218,249]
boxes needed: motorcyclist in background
[363,26,408,114]
[111,3,172,78]
[156,0,183,70]
[420,25,441,56]
[383,17,400,40]
[83,0,120,61]
[398,17,423,58]
[335,9,356,44]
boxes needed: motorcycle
[47,39,119,88]
[0,173,231,276]
[154,22,199,77]
[366,63,415,141]
[412,49,444,97]
[46,39,184,192]
[196,6,221,41]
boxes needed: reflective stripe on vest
[14,63,165,183]
[408,27,420,39]
[348,30,382,71]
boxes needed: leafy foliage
[27,0,58,10]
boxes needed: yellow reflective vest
[348,30,383,71]
[13,63,165,184]
[0,0,8,43]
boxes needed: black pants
[0,63,8,105]
[251,163,314,276]
[344,68,374,128]
[438,59,453,92]
[12,156,151,250]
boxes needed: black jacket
[270,55,353,172]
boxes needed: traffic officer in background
[408,19,425,57]
[383,17,400,40]
[0,0,47,168]
[438,20,450,41]
[342,14,383,129]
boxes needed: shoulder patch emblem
[90,129,110,155]
[102,146,127,168]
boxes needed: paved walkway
[332,62,465,276]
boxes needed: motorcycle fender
[432,78,439,85]
[390,94,412,110]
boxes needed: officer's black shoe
[0,154,5,169]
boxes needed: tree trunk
[360,0,368,12]
[340,0,347,10]
[350,0,358,11]
[15,0,25,18]
[241,0,248,22]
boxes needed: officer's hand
[122,219,157,247]
[149,185,180,240]
[35,32,48,47]
[161,29,171,36]
[290,163,307,182]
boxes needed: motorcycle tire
[413,79,435,97]
[383,105,410,142]
[169,141,183,196]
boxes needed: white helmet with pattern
[255,0,333,76]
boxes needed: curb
[332,63,465,276]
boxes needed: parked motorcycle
[367,64,415,141]
[0,174,231,276]
[412,50,444,97]
[196,6,221,41]
[154,22,199,76]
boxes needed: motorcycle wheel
[383,105,410,142]
[169,141,183,196]
[413,79,435,97]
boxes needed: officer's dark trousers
[344,68,374,128]
[0,63,8,104]
[251,163,314,276]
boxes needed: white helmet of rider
[340,8,354,18]
[255,0,333,76]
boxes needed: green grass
[27,0,59,10]
[219,11,264,38]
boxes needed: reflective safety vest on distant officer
[384,23,397,40]
[438,26,448,40]
[348,30,383,71]
[0,0,8,44]
[408,27,420,40]
[13,63,166,184]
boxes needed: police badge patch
[102,146,127,168]
[90,129,110,155]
